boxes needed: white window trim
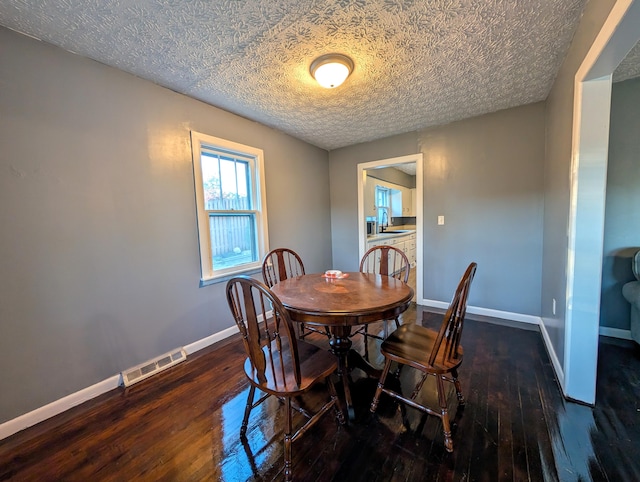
[190,131,269,285]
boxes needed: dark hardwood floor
[1,305,640,481]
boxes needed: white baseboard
[466,305,541,325]
[419,299,449,310]
[183,311,275,354]
[0,374,121,441]
[183,324,240,355]
[4,308,619,442]
[418,305,631,388]
[420,299,541,325]
[0,322,243,442]
[599,326,632,340]
[539,317,565,389]
[421,299,567,393]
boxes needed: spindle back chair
[226,276,344,481]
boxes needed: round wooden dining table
[271,272,414,419]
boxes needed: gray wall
[419,103,545,314]
[541,0,616,364]
[330,103,545,315]
[600,77,640,330]
[0,27,331,423]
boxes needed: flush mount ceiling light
[310,54,354,89]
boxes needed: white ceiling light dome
[310,54,354,89]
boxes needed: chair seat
[381,323,464,375]
[244,340,338,395]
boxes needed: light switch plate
[437,215,445,225]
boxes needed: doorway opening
[562,0,640,404]
[357,154,424,302]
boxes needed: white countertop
[367,229,416,241]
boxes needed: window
[375,185,390,226]
[190,131,269,284]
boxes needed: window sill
[199,267,263,287]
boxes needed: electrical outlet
[437,215,445,225]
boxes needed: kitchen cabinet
[364,175,377,217]
[392,186,415,217]
[401,187,412,216]
[408,188,416,216]
[391,186,416,217]
[366,232,417,269]
[391,189,403,217]
[406,233,416,267]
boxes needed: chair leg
[370,358,393,413]
[363,325,369,361]
[241,385,256,438]
[299,323,332,340]
[451,368,465,405]
[381,316,401,339]
[410,372,429,400]
[284,397,293,481]
[326,377,346,425]
[436,376,453,452]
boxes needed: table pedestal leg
[328,326,355,421]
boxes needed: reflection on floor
[408,265,416,301]
[1,305,639,481]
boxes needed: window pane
[201,152,251,211]
[376,186,389,208]
[208,214,258,270]
[376,186,391,225]
[191,131,267,282]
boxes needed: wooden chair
[369,262,477,452]
[226,276,345,481]
[354,246,411,354]
[262,248,330,340]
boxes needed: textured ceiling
[614,40,640,83]
[393,163,416,176]
[0,0,603,150]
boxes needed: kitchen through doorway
[357,154,424,303]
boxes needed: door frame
[357,153,424,303]
[563,0,640,404]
